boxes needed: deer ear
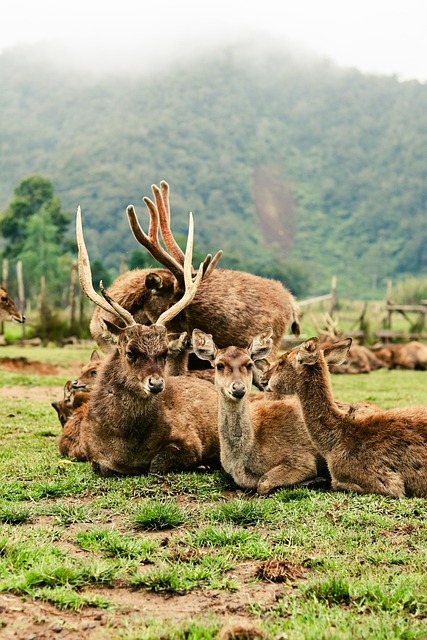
[145,273,163,290]
[323,338,352,365]
[90,350,101,362]
[103,318,126,336]
[192,329,217,364]
[167,331,190,354]
[249,327,273,361]
[297,337,320,364]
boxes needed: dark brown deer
[59,206,220,475]
[192,328,327,494]
[260,337,427,497]
[0,286,25,324]
[90,181,301,356]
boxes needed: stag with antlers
[90,181,301,357]
[59,207,220,476]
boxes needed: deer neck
[218,394,254,451]
[295,357,343,455]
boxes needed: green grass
[0,345,426,638]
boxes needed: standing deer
[192,328,327,494]
[0,286,25,323]
[90,181,301,357]
[62,206,220,475]
[260,337,427,498]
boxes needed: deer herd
[38,180,427,499]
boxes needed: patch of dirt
[0,567,285,639]
[0,357,68,376]
[0,385,64,401]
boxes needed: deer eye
[91,370,97,377]
[126,351,137,362]
[216,363,225,371]
[1,297,7,303]
[246,362,253,371]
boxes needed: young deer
[63,207,220,476]
[53,351,102,427]
[0,286,25,324]
[192,328,327,495]
[261,337,427,498]
[90,181,301,356]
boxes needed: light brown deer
[0,286,25,323]
[372,341,427,370]
[52,350,102,427]
[59,207,220,475]
[90,181,301,357]
[260,337,427,498]
[192,328,327,494]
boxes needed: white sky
[1,0,427,81]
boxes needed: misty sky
[1,0,427,81]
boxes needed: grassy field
[0,344,426,639]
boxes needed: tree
[0,175,70,259]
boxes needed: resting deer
[192,328,327,494]
[52,350,102,427]
[0,286,25,323]
[90,181,301,357]
[61,206,220,475]
[372,341,427,371]
[260,337,427,498]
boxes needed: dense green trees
[0,43,426,299]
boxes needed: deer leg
[331,475,405,498]
[257,461,317,495]
[149,439,203,474]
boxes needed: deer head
[192,327,273,400]
[261,337,352,395]
[0,286,25,323]
[77,204,209,397]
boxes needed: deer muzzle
[230,382,247,399]
[146,376,165,394]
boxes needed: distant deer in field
[372,341,427,371]
[59,206,220,475]
[260,337,427,498]
[0,286,25,324]
[192,328,327,494]
[90,181,301,357]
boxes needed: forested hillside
[1,41,426,298]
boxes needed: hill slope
[1,42,426,297]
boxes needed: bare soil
[0,564,290,639]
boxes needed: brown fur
[373,341,427,370]
[261,337,427,498]
[0,286,25,323]
[193,329,326,495]
[319,340,386,374]
[61,324,220,476]
[90,269,301,356]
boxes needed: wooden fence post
[16,260,25,339]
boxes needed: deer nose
[231,382,246,399]
[147,377,165,394]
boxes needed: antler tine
[76,207,136,326]
[154,181,186,266]
[126,203,184,282]
[202,250,223,279]
[99,281,136,327]
[156,212,204,327]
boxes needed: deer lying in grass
[60,207,220,475]
[90,181,301,357]
[192,328,327,494]
[260,337,427,498]
[0,286,25,324]
[372,341,427,371]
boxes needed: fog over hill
[1,38,426,298]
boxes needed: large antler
[76,207,136,328]
[156,212,204,326]
[127,181,222,284]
